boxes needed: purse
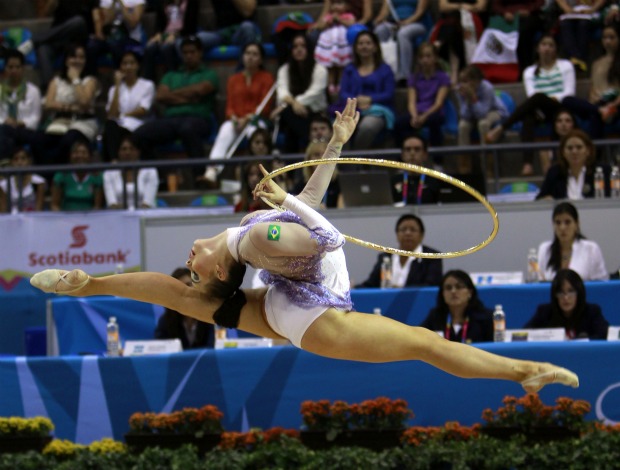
[45,117,71,135]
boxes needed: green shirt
[161,64,218,119]
[53,171,103,211]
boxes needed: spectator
[103,135,159,209]
[313,0,356,95]
[555,0,606,73]
[391,135,441,204]
[42,43,100,165]
[0,49,43,163]
[308,0,373,48]
[224,127,274,190]
[133,36,218,162]
[536,129,610,200]
[154,267,215,348]
[291,140,342,209]
[537,201,609,281]
[486,34,576,176]
[433,0,489,84]
[537,108,577,175]
[420,269,494,343]
[0,148,46,213]
[271,33,328,153]
[524,268,609,340]
[373,0,432,83]
[456,64,508,173]
[490,1,547,75]
[336,30,396,150]
[394,42,450,148]
[194,0,261,53]
[234,160,271,213]
[87,0,146,76]
[203,42,274,185]
[356,214,442,288]
[33,0,97,92]
[309,112,334,142]
[142,0,199,81]
[562,24,620,140]
[51,140,103,211]
[102,50,155,162]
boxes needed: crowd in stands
[1,0,620,214]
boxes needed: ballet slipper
[30,269,90,294]
[521,367,579,393]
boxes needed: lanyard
[402,172,408,205]
[416,174,426,205]
[445,317,469,343]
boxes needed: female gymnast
[31,98,578,393]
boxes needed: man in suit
[355,214,443,288]
[391,135,441,205]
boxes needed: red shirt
[225,70,275,120]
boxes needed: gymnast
[31,98,578,393]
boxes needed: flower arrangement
[300,397,413,439]
[0,416,54,437]
[219,427,300,450]
[128,405,224,436]
[42,437,125,458]
[482,394,591,432]
[402,422,480,446]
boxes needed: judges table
[0,342,619,444]
[48,282,620,355]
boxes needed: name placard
[470,271,524,286]
[504,328,566,342]
[215,338,274,349]
[124,339,183,356]
[607,326,620,341]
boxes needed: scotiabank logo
[28,225,130,267]
[69,225,89,248]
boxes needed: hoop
[258,158,499,259]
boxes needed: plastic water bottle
[594,166,605,199]
[106,317,121,357]
[373,307,382,316]
[493,305,506,343]
[526,248,539,283]
[380,255,392,289]
[611,166,620,198]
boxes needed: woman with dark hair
[102,50,155,162]
[234,160,271,213]
[419,270,493,343]
[525,269,609,340]
[42,43,100,164]
[335,30,395,150]
[486,35,576,176]
[536,129,611,200]
[154,267,215,348]
[32,99,579,394]
[538,108,577,175]
[537,202,608,282]
[203,42,275,185]
[271,33,328,153]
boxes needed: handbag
[45,117,71,135]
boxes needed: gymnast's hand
[330,97,360,146]
[253,164,288,205]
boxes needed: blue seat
[1,27,36,67]
[496,90,521,132]
[499,182,539,193]
[190,195,228,207]
[205,43,276,61]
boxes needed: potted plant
[0,416,54,453]
[480,393,589,441]
[125,405,224,453]
[299,397,413,450]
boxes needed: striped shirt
[523,59,576,101]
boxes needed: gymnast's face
[186,238,226,288]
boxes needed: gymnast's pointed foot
[521,365,579,393]
[30,269,90,294]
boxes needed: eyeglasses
[556,290,577,299]
[443,283,467,292]
[403,146,424,152]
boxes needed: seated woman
[154,267,215,348]
[0,148,46,213]
[51,140,103,211]
[103,135,159,210]
[524,269,609,340]
[537,201,609,282]
[537,108,577,175]
[419,270,493,343]
[536,129,610,200]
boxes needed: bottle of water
[380,255,392,289]
[493,305,506,343]
[106,316,120,357]
[373,307,382,316]
[611,166,620,199]
[594,166,605,199]
[526,248,539,283]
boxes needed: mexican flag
[471,16,519,83]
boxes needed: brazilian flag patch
[267,224,281,241]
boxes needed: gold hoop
[258,158,499,259]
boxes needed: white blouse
[106,78,155,131]
[103,168,159,209]
[275,62,328,112]
[538,238,609,282]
